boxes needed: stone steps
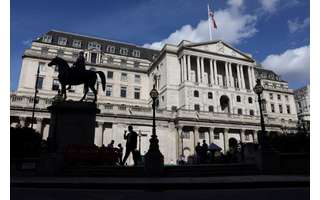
[62,163,260,177]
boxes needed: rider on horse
[67,51,86,90]
[72,51,86,71]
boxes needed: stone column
[214,60,218,85]
[209,127,214,144]
[180,57,184,82]
[253,130,258,144]
[183,55,187,82]
[224,128,229,153]
[200,57,205,83]
[196,57,201,83]
[35,118,43,135]
[95,121,104,147]
[224,62,230,87]
[248,67,253,90]
[194,126,199,149]
[240,65,245,89]
[251,66,256,88]
[240,129,246,143]
[187,55,191,81]
[177,126,183,158]
[209,59,214,85]
[229,63,234,87]
[236,64,241,89]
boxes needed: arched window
[194,90,199,97]
[236,95,241,102]
[208,92,213,99]
[248,97,253,104]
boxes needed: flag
[208,6,217,29]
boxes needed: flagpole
[208,4,213,41]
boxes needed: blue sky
[10,0,310,90]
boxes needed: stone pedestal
[47,101,100,153]
[144,136,164,176]
[40,101,99,175]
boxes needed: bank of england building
[10,30,298,164]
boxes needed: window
[269,93,273,100]
[106,45,115,53]
[120,86,127,98]
[38,62,45,72]
[209,106,213,112]
[106,85,112,96]
[41,47,48,55]
[121,73,128,81]
[58,37,67,46]
[91,52,97,64]
[120,48,128,55]
[214,132,220,139]
[42,35,52,43]
[277,94,281,100]
[132,50,140,57]
[57,49,64,57]
[134,61,140,68]
[107,71,113,79]
[194,90,199,97]
[248,97,253,104]
[286,105,291,114]
[271,104,275,113]
[238,108,242,115]
[134,74,141,83]
[194,104,200,111]
[298,102,301,108]
[279,104,283,113]
[199,132,205,139]
[88,41,101,50]
[121,59,127,66]
[107,56,113,64]
[36,77,44,89]
[52,79,59,91]
[208,92,213,99]
[249,110,254,116]
[72,40,81,48]
[134,88,140,99]
[285,95,289,101]
[236,95,241,102]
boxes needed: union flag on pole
[208,7,217,29]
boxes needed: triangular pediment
[183,40,254,62]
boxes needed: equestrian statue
[48,51,106,103]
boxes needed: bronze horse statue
[48,56,106,102]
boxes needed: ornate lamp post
[253,79,266,149]
[31,64,40,130]
[144,84,164,176]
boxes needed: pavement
[11,175,309,190]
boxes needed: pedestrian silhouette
[121,125,138,166]
[201,140,208,163]
[117,143,123,164]
[107,140,115,149]
[195,142,201,164]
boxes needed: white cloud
[143,1,257,50]
[261,45,310,85]
[259,0,280,12]
[227,0,244,8]
[288,18,309,33]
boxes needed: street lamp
[144,84,164,176]
[31,64,40,130]
[253,79,266,149]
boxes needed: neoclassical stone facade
[10,30,298,164]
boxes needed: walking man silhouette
[121,125,138,166]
